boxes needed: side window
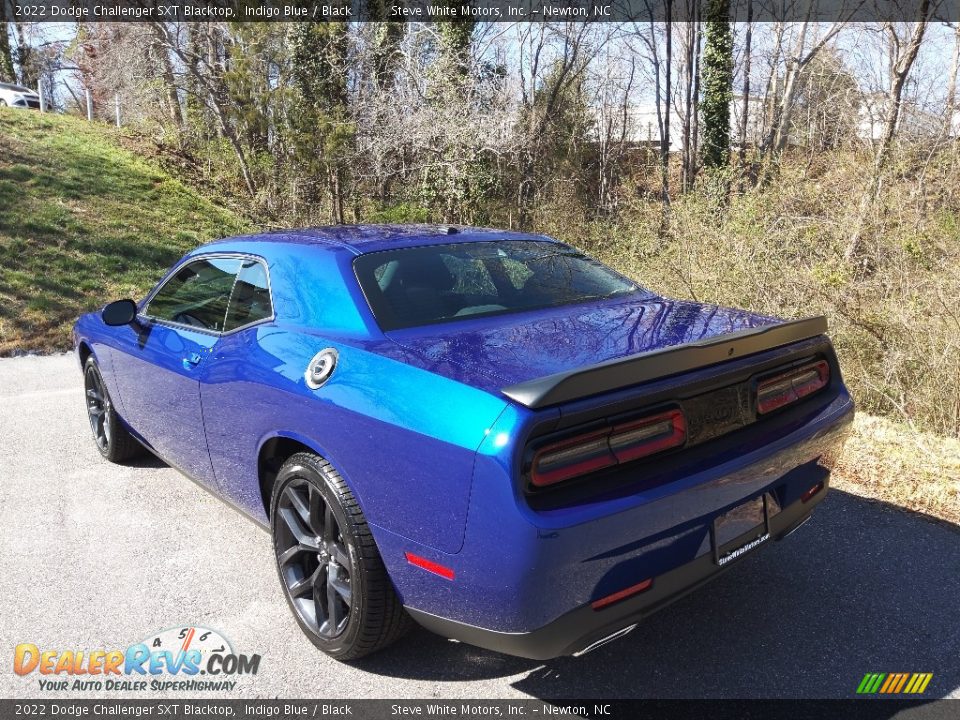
[146,257,241,332]
[224,259,273,332]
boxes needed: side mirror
[102,299,138,326]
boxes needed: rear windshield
[353,240,639,331]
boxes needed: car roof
[202,224,561,256]
[0,83,34,93]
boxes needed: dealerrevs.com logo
[13,626,261,692]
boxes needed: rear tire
[83,357,144,463]
[270,452,412,660]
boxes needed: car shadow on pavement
[358,489,960,699]
[127,451,168,470]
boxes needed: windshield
[353,240,640,331]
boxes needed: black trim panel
[501,316,829,409]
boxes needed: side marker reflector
[405,552,455,580]
[591,578,653,610]
[801,481,825,503]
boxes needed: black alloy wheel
[275,476,354,639]
[82,357,144,463]
[84,362,112,453]
[271,453,412,660]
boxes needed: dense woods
[4,19,956,226]
[2,19,960,440]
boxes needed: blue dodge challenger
[73,225,854,660]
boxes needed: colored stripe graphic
[857,673,885,694]
[884,673,902,693]
[857,673,932,694]
[181,627,196,653]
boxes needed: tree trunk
[680,16,700,192]
[845,13,930,263]
[738,0,753,175]
[147,23,183,129]
[149,22,257,196]
[700,0,733,169]
[329,165,345,224]
[0,11,16,83]
[946,23,960,137]
[12,21,34,87]
[659,7,672,219]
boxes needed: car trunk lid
[385,294,784,396]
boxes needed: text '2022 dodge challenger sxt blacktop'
[74,225,854,661]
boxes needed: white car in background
[0,82,43,110]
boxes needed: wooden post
[115,94,120,127]
[85,89,93,121]
[37,83,44,113]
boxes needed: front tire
[83,357,144,463]
[270,452,411,660]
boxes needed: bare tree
[943,21,959,136]
[514,23,600,229]
[628,12,673,222]
[149,22,257,196]
[147,23,183,129]
[593,43,637,215]
[677,13,702,191]
[737,0,754,173]
[846,8,934,263]
[760,16,849,158]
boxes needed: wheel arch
[78,341,94,367]
[256,431,365,522]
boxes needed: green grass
[0,111,250,354]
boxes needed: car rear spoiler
[500,315,829,409]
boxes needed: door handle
[182,352,202,369]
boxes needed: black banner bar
[6,0,958,23]
[3,699,959,720]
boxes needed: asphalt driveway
[1,354,958,700]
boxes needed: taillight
[530,408,686,488]
[757,360,830,415]
[610,410,687,463]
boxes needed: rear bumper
[407,486,827,660]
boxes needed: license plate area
[711,494,772,566]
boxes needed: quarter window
[225,260,273,332]
[146,257,242,332]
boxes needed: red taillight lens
[610,409,687,463]
[530,408,686,488]
[757,360,830,415]
[530,429,617,487]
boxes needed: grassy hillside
[0,110,249,354]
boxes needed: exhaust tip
[572,623,638,657]
[776,514,812,541]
